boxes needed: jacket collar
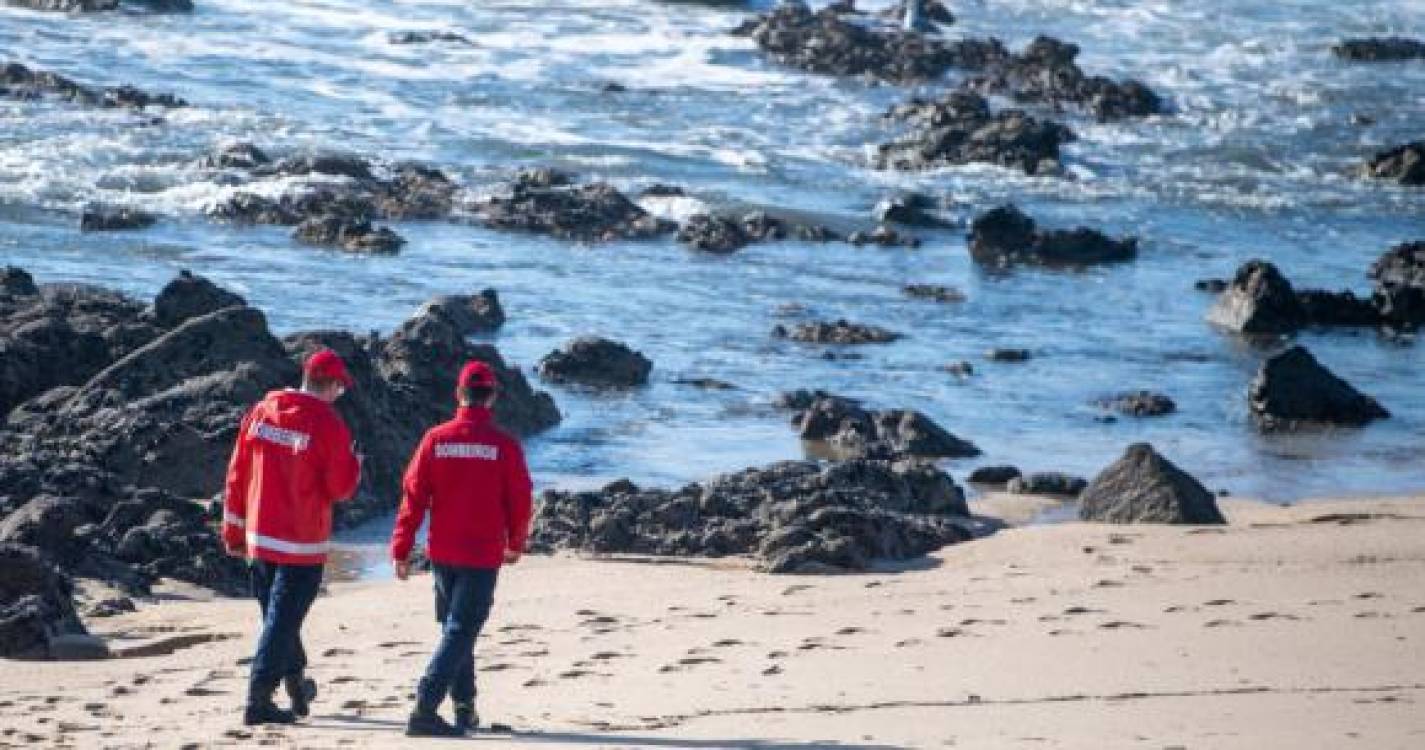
[455,405,493,424]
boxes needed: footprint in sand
[767,650,788,659]
[1354,611,1391,619]
[523,678,547,688]
[1411,606,1425,614]
[781,585,814,596]
[762,665,783,676]
[557,669,595,679]
[377,641,420,649]
[323,647,355,657]
[331,676,359,685]
[711,639,745,647]
[1062,606,1105,616]
[677,656,721,666]
[1098,621,1149,630]
[589,652,624,661]
[835,627,866,636]
[1094,580,1124,589]
[1247,612,1301,622]
[959,618,1006,627]
[1204,599,1236,606]
[935,627,971,638]
[1354,592,1384,600]
[894,638,922,648]
[1204,619,1241,628]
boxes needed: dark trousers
[248,560,323,703]
[416,564,499,714]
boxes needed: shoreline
[4,494,1422,748]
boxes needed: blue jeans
[248,561,323,702]
[416,565,499,714]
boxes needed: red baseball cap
[304,348,354,388]
[458,360,497,390]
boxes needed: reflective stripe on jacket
[223,389,360,565]
[390,406,533,569]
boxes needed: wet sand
[2,496,1423,749]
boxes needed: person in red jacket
[390,360,533,738]
[223,348,361,726]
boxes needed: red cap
[458,360,497,390]
[304,348,354,388]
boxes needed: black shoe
[453,702,479,734]
[244,701,298,726]
[406,711,464,738]
[284,676,317,718]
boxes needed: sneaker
[244,701,298,726]
[284,676,318,718]
[406,711,464,738]
[453,702,479,734]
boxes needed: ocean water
[2,0,1423,513]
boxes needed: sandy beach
[2,495,1423,749]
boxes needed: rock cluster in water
[1360,142,1424,187]
[1207,254,1423,334]
[968,204,1137,267]
[1248,346,1389,431]
[0,267,559,656]
[776,390,980,460]
[1332,37,1425,62]
[537,337,653,388]
[773,320,903,345]
[1,62,186,109]
[876,91,1074,175]
[530,459,976,574]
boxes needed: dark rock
[941,361,974,377]
[873,193,944,226]
[293,215,405,254]
[677,214,752,254]
[734,2,987,84]
[968,465,1021,486]
[1208,260,1386,333]
[387,30,474,45]
[639,183,686,198]
[968,205,1136,267]
[514,167,575,189]
[1295,289,1383,326]
[1369,241,1425,325]
[0,496,90,562]
[903,284,965,303]
[84,596,136,618]
[1078,443,1225,524]
[531,459,974,573]
[1195,278,1229,293]
[848,225,919,248]
[147,270,246,329]
[783,394,978,460]
[2,267,38,297]
[878,0,954,26]
[1094,391,1176,417]
[471,181,674,242]
[773,320,902,345]
[1332,37,1425,62]
[1360,141,1425,186]
[669,376,738,391]
[964,36,1162,121]
[1,62,185,109]
[986,348,1031,362]
[877,92,1073,175]
[1248,346,1389,430]
[1007,472,1086,496]
[80,206,157,232]
[265,153,376,182]
[198,143,270,170]
[0,543,88,659]
[536,337,652,387]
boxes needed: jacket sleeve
[321,413,362,505]
[390,433,434,562]
[502,437,534,554]
[222,407,255,550]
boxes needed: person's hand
[394,559,411,580]
[503,549,522,566]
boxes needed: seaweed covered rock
[1248,346,1389,430]
[530,459,975,573]
[1078,443,1225,524]
[293,215,405,254]
[1094,390,1177,418]
[877,91,1073,175]
[781,393,980,460]
[968,205,1136,267]
[965,36,1162,121]
[536,337,653,388]
[207,154,459,228]
[676,212,839,253]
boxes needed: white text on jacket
[435,442,499,460]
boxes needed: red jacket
[223,389,361,565]
[390,406,533,569]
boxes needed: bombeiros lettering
[434,442,499,460]
[250,421,311,451]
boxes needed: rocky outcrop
[964,36,1162,121]
[877,92,1073,175]
[530,459,975,574]
[1248,346,1389,431]
[470,180,673,242]
[4,0,193,11]
[80,206,157,232]
[0,269,561,642]
[1094,391,1176,417]
[1007,472,1087,496]
[773,320,902,344]
[1207,260,1392,334]
[0,544,89,659]
[1078,443,1225,524]
[292,215,405,254]
[903,284,965,303]
[1360,142,1425,186]
[731,2,989,84]
[1369,241,1425,326]
[387,30,475,46]
[1333,37,1425,62]
[968,205,1136,267]
[676,211,842,253]
[968,465,1021,486]
[1,62,186,109]
[874,193,945,227]
[780,391,980,460]
[536,337,653,387]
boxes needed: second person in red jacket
[390,360,533,737]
